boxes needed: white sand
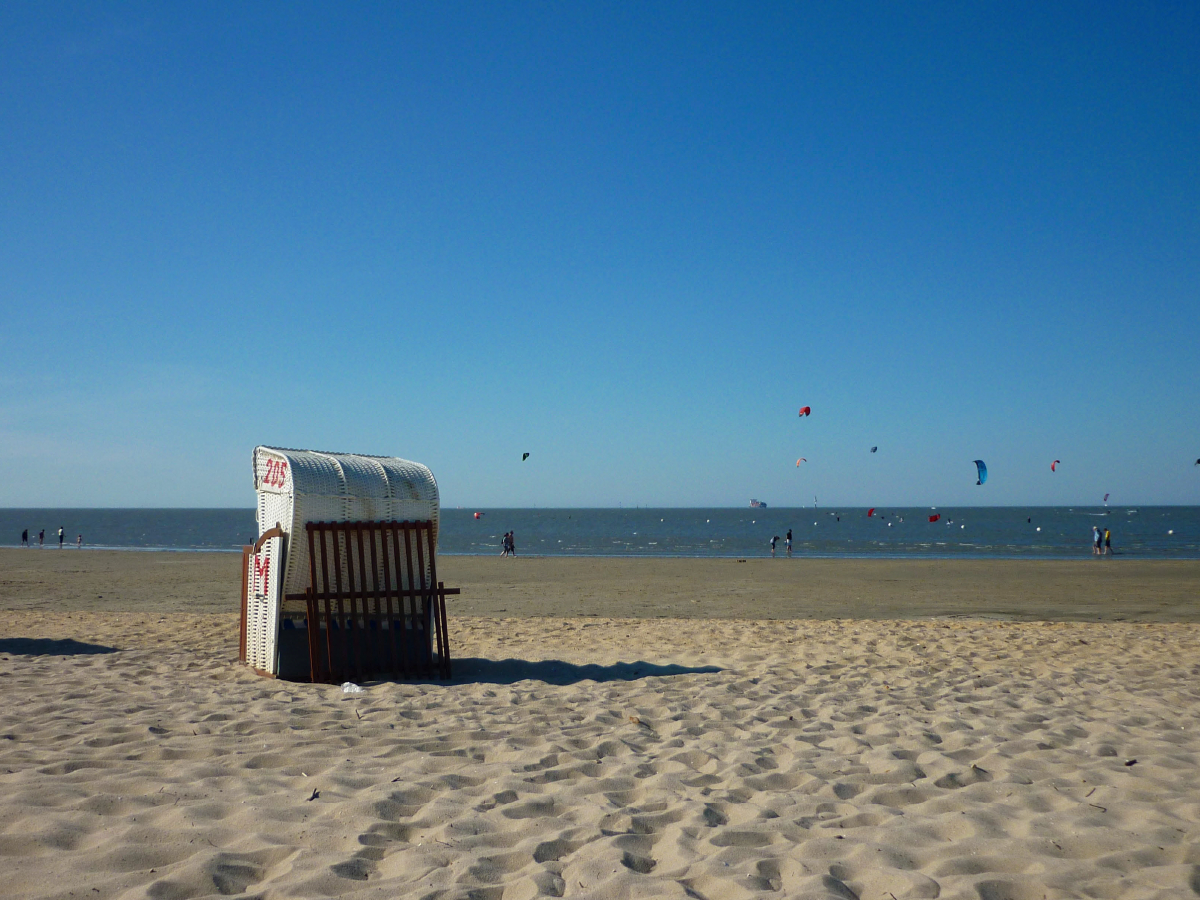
[3,610,1200,899]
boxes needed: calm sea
[1,507,1198,559]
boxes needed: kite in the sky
[929,514,941,522]
[870,446,877,453]
[795,458,807,466]
[974,459,988,485]
[522,453,530,461]
[1103,493,1110,503]
[867,508,875,517]
[798,406,811,417]
[1051,460,1060,472]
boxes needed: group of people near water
[12,522,1124,558]
[769,529,793,557]
[19,527,81,549]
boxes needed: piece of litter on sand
[341,682,364,694]
[307,789,319,801]
[1124,759,1138,766]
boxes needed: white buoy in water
[1168,529,1174,535]
[1036,527,1041,531]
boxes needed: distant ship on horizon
[749,499,767,508]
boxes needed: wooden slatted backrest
[303,520,451,683]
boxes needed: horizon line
[0,503,1186,512]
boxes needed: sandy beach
[5,550,1200,621]
[2,549,1199,898]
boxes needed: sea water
[1,507,1198,559]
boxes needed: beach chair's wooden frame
[300,520,455,684]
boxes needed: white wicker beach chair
[241,446,453,681]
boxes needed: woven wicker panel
[257,491,290,543]
[339,455,390,524]
[377,457,441,547]
[245,533,283,672]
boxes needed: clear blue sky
[2,2,1197,508]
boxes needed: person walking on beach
[785,529,793,557]
[1104,527,1112,556]
[770,535,778,557]
[500,532,509,556]
[1092,525,1101,556]
[76,534,82,549]
[21,529,28,547]
[58,526,64,549]
[508,531,516,556]
[38,529,44,548]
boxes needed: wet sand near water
[440,556,1200,622]
[3,549,1199,621]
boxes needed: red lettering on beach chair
[261,459,289,488]
[253,554,270,596]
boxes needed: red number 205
[263,459,288,488]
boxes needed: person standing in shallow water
[21,529,28,547]
[38,529,44,547]
[58,526,64,549]
[1104,527,1112,556]
[785,529,793,557]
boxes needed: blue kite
[974,459,987,485]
